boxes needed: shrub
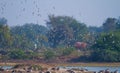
[9,49,26,59]
[62,47,75,56]
[43,50,55,61]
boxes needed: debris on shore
[0,64,119,73]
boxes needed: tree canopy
[91,31,120,62]
[0,16,120,62]
[0,17,12,49]
[46,15,88,48]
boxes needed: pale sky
[0,0,120,27]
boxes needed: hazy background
[0,0,120,26]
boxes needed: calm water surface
[60,66,120,72]
[0,66,13,70]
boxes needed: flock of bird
[0,0,55,24]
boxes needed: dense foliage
[43,50,55,61]
[91,32,120,62]
[0,16,120,62]
[46,15,88,47]
[9,49,26,59]
[11,23,48,50]
[0,18,12,49]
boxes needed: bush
[91,32,120,62]
[9,49,27,59]
[13,64,25,68]
[43,50,55,61]
[25,50,39,59]
[31,65,42,70]
[90,50,120,62]
[62,47,75,56]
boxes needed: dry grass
[48,62,120,67]
[0,62,120,67]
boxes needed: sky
[0,0,120,27]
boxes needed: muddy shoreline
[0,60,120,67]
[0,61,119,73]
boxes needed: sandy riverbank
[0,62,120,73]
[0,62,120,67]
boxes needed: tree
[103,18,117,32]
[46,15,88,48]
[91,32,120,62]
[0,17,12,49]
[11,34,34,50]
[0,17,7,25]
[11,23,48,50]
[116,17,120,30]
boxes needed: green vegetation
[47,15,88,48]
[43,50,55,61]
[0,16,120,62]
[9,49,27,59]
[62,47,75,56]
[91,32,120,62]
[0,18,12,49]
[31,65,42,70]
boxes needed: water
[0,66,13,70]
[60,66,120,72]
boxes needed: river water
[0,66,13,70]
[60,66,120,72]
